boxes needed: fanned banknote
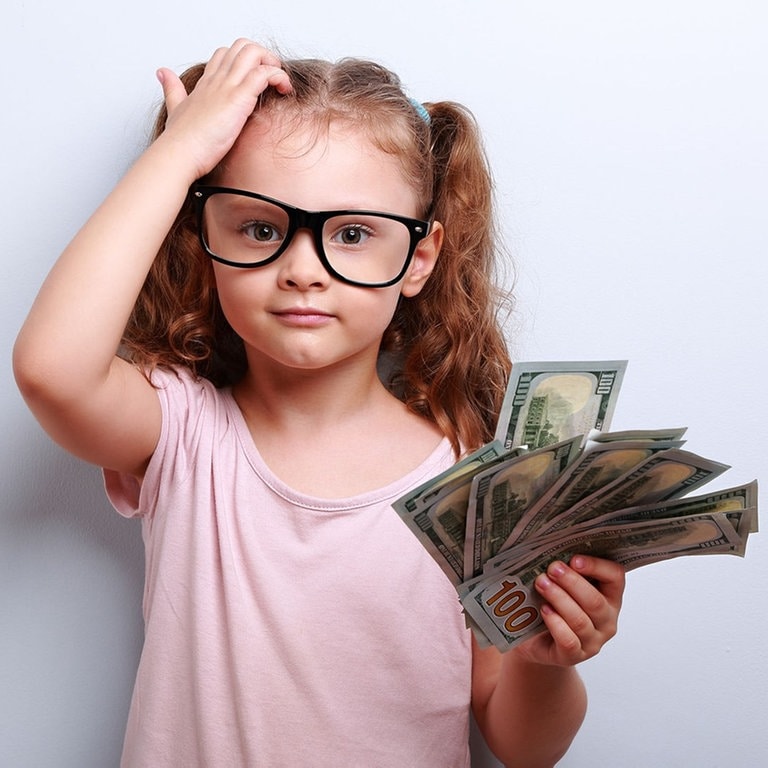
[495,360,627,450]
[392,360,759,652]
[392,440,522,585]
[463,437,582,581]
[460,509,755,651]
[501,433,689,549]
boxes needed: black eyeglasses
[191,185,431,288]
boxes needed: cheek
[363,289,404,338]
[212,267,269,323]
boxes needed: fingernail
[536,573,552,589]
[549,561,566,577]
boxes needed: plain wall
[2,1,766,766]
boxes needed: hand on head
[155,39,292,180]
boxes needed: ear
[400,221,443,298]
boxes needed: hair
[122,53,514,456]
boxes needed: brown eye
[242,222,282,243]
[331,224,373,246]
[341,227,362,244]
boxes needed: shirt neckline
[220,386,454,512]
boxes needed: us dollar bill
[463,436,583,580]
[391,359,758,653]
[491,483,758,569]
[585,480,758,531]
[500,435,688,550]
[586,426,688,444]
[538,448,730,535]
[494,360,627,450]
[460,511,751,651]
[393,440,510,516]
[392,441,523,585]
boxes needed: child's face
[210,116,439,376]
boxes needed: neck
[233,352,393,434]
[230,348,445,498]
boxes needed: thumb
[156,67,187,113]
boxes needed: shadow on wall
[1,408,144,767]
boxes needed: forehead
[215,115,420,214]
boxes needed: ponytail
[384,102,513,457]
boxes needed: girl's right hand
[13,40,291,478]
[155,39,292,180]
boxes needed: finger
[197,40,275,87]
[244,65,293,95]
[538,602,584,659]
[535,578,612,662]
[233,39,283,69]
[570,555,626,607]
[221,39,284,78]
[203,42,292,97]
[535,564,599,636]
[156,67,188,113]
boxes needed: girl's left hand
[514,555,625,667]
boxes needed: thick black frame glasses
[192,185,431,288]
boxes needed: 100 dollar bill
[500,434,688,550]
[491,483,757,568]
[495,361,627,450]
[538,448,730,536]
[460,510,751,651]
[463,436,582,580]
[393,441,519,585]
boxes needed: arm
[13,40,291,476]
[471,555,625,768]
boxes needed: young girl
[14,40,625,767]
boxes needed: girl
[14,40,625,767]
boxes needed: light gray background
[2,1,766,766]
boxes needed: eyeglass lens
[202,193,413,285]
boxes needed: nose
[276,228,330,289]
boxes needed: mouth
[271,307,335,327]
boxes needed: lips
[271,307,335,327]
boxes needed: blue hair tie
[409,97,431,126]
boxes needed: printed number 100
[484,579,539,633]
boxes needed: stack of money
[393,361,758,652]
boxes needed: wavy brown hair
[122,54,514,456]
